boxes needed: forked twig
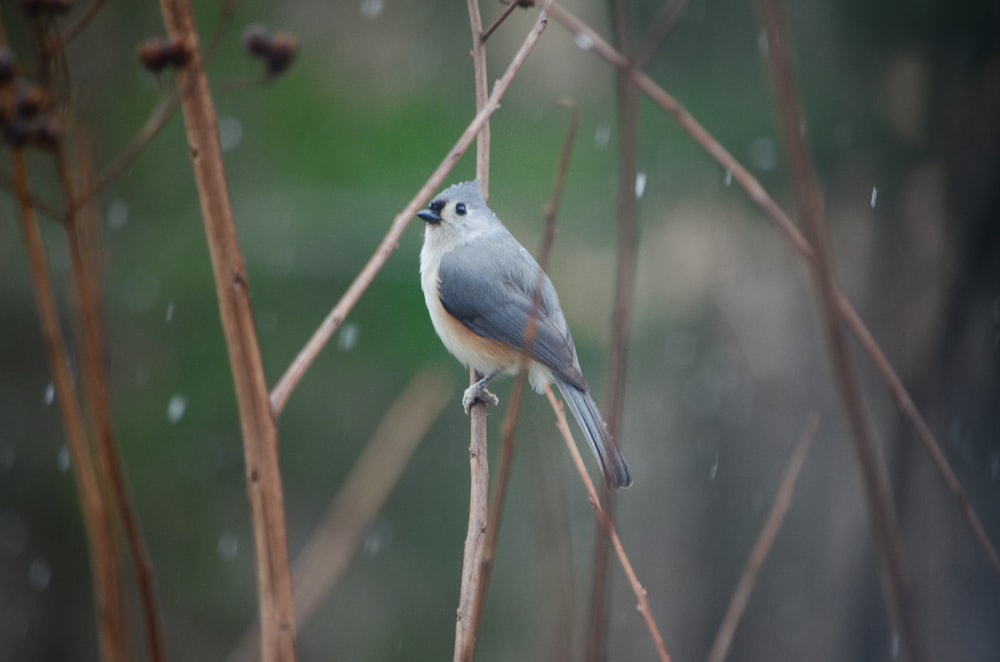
[544,384,671,662]
[705,415,819,662]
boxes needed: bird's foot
[462,383,499,414]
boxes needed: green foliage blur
[1,0,998,660]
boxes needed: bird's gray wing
[438,239,586,389]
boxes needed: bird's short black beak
[418,209,442,224]
[417,209,441,225]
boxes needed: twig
[544,385,671,662]
[481,0,529,44]
[56,137,167,662]
[756,1,925,659]
[155,1,297,659]
[226,369,452,662]
[547,0,1000,586]
[73,0,244,210]
[9,134,125,662]
[460,98,579,661]
[75,92,181,211]
[705,414,819,662]
[269,1,552,417]
[0,18,125,662]
[455,0,494,657]
[50,0,110,50]
[633,0,688,70]
[586,0,638,654]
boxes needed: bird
[417,180,632,490]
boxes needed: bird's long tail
[555,378,632,490]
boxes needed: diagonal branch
[544,385,671,662]
[269,0,552,417]
[706,415,819,662]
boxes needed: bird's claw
[462,384,499,414]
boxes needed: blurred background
[1,0,998,660]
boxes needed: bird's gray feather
[438,235,587,390]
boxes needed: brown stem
[155,1,297,659]
[11,150,124,662]
[56,138,167,662]
[455,1,493,658]
[461,98,579,661]
[0,17,126,661]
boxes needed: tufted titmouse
[418,180,632,490]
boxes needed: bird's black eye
[455,202,467,216]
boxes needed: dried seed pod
[242,25,273,58]
[265,33,298,77]
[137,36,191,73]
[15,85,49,118]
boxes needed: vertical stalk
[155,1,297,659]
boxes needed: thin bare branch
[155,1,296,659]
[460,98,579,660]
[270,1,552,417]
[481,0,523,44]
[634,0,688,71]
[544,385,671,662]
[9,139,125,662]
[455,0,493,657]
[756,1,925,659]
[587,0,639,653]
[51,0,110,50]
[0,18,126,661]
[705,415,819,662]
[75,92,180,211]
[226,369,452,662]
[547,0,1000,587]
[56,136,167,662]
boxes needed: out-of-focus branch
[587,0,638,654]
[155,1,296,659]
[226,369,452,662]
[544,385,671,662]
[0,17,126,662]
[633,0,688,70]
[10,139,125,662]
[756,1,925,660]
[705,415,819,662]
[547,0,1000,586]
[56,136,166,662]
